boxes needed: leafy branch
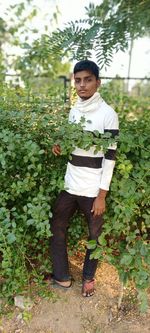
[47,0,150,68]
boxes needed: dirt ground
[1,254,150,333]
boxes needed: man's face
[74,70,100,100]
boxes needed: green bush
[0,84,149,311]
[88,92,150,311]
[0,87,67,297]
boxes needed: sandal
[50,279,72,290]
[50,274,73,290]
[82,278,95,297]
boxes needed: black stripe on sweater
[105,149,116,160]
[69,154,103,168]
[85,129,119,139]
[104,129,119,137]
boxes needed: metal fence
[1,74,150,103]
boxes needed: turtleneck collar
[74,92,103,113]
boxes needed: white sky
[0,0,150,80]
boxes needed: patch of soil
[1,254,150,333]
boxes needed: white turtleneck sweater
[64,92,119,197]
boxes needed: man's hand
[91,189,107,217]
[52,144,61,156]
[91,197,106,217]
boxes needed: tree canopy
[47,0,150,68]
[0,0,150,77]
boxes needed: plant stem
[118,281,124,309]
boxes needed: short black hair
[73,60,99,80]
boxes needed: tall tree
[0,0,70,80]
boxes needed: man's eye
[75,80,80,83]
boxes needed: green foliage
[0,83,150,312]
[14,34,71,81]
[0,86,66,298]
[87,90,150,311]
[47,0,150,67]
[0,0,68,79]
[131,80,150,97]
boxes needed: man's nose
[80,80,86,87]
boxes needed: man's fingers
[52,148,58,156]
[55,148,61,155]
[91,205,99,216]
[53,151,58,156]
[93,207,99,217]
[93,210,100,217]
[93,208,105,217]
[52,145,61,156]
[91,200,106,217]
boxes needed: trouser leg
[77,196,104,280]
[50,191,77,281]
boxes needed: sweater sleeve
[99,108,119,191]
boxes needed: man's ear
[97,79,101,88]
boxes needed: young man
[51,60,119,297]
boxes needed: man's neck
[81,95,93,101]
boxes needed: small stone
[107,309,113,323]
[14,295,34,310]
[16,313,23,321]
[14,296,25,310]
